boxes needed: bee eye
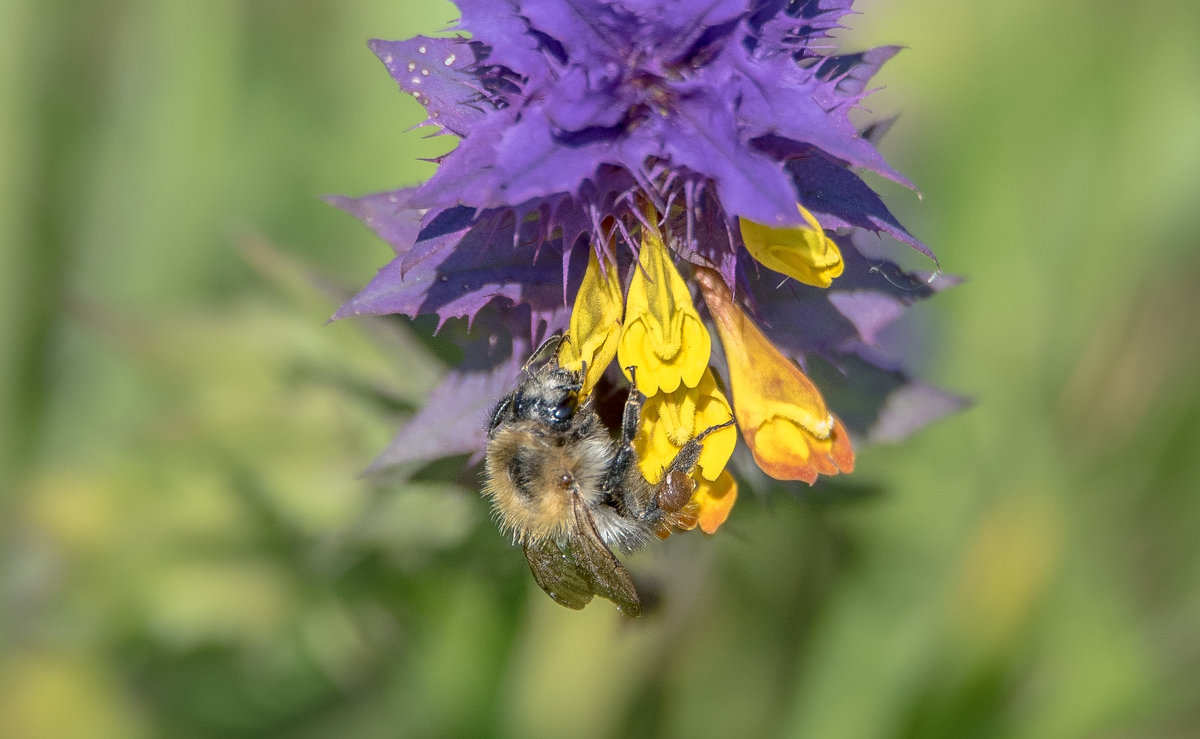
[552,394,577,422]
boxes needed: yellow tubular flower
[694,266,854,484]
[739,205,843,288]
[558,249,624,395]
[617,221,710,396]
[633,369,736,485]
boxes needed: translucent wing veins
[521,493,642,617]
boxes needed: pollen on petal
[658,390,698,447]
[634,412,680,485]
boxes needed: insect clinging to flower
[483,342,732,615]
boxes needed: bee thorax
[482,426,608,545]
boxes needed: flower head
[334,0,964,531]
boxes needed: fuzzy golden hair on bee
[482,423,613,545]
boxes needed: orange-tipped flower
[695,266,854,483]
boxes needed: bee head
[514,364,583,428]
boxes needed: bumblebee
[483,354,731,616]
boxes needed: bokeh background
[3,0,1199,736]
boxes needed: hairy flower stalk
[333,0,965,532]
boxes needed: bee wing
[566,493,641,618]
[521,494,642,617]
[523,538,596,611]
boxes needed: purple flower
[334,0,963,519]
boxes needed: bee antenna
[523,333,569,373]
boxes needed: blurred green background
[3,0,1199,736]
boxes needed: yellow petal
[692,372,736,482]
[558,249,624,394]
[633,369,736,484]
[739,205,844,288]
[617,220,710,395]
[694,266,854,484]
[694,471,738,534]
[634,410,679,486]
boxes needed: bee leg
[651,419,736,514]
[620,366,645,446]
[694,417,736,444]
[598,368,647,517]
[608,366,646,480]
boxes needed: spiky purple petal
[381,0,921,245]
[370,37,492,138]
[335,215,585,331]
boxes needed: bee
[483,348,732,617]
